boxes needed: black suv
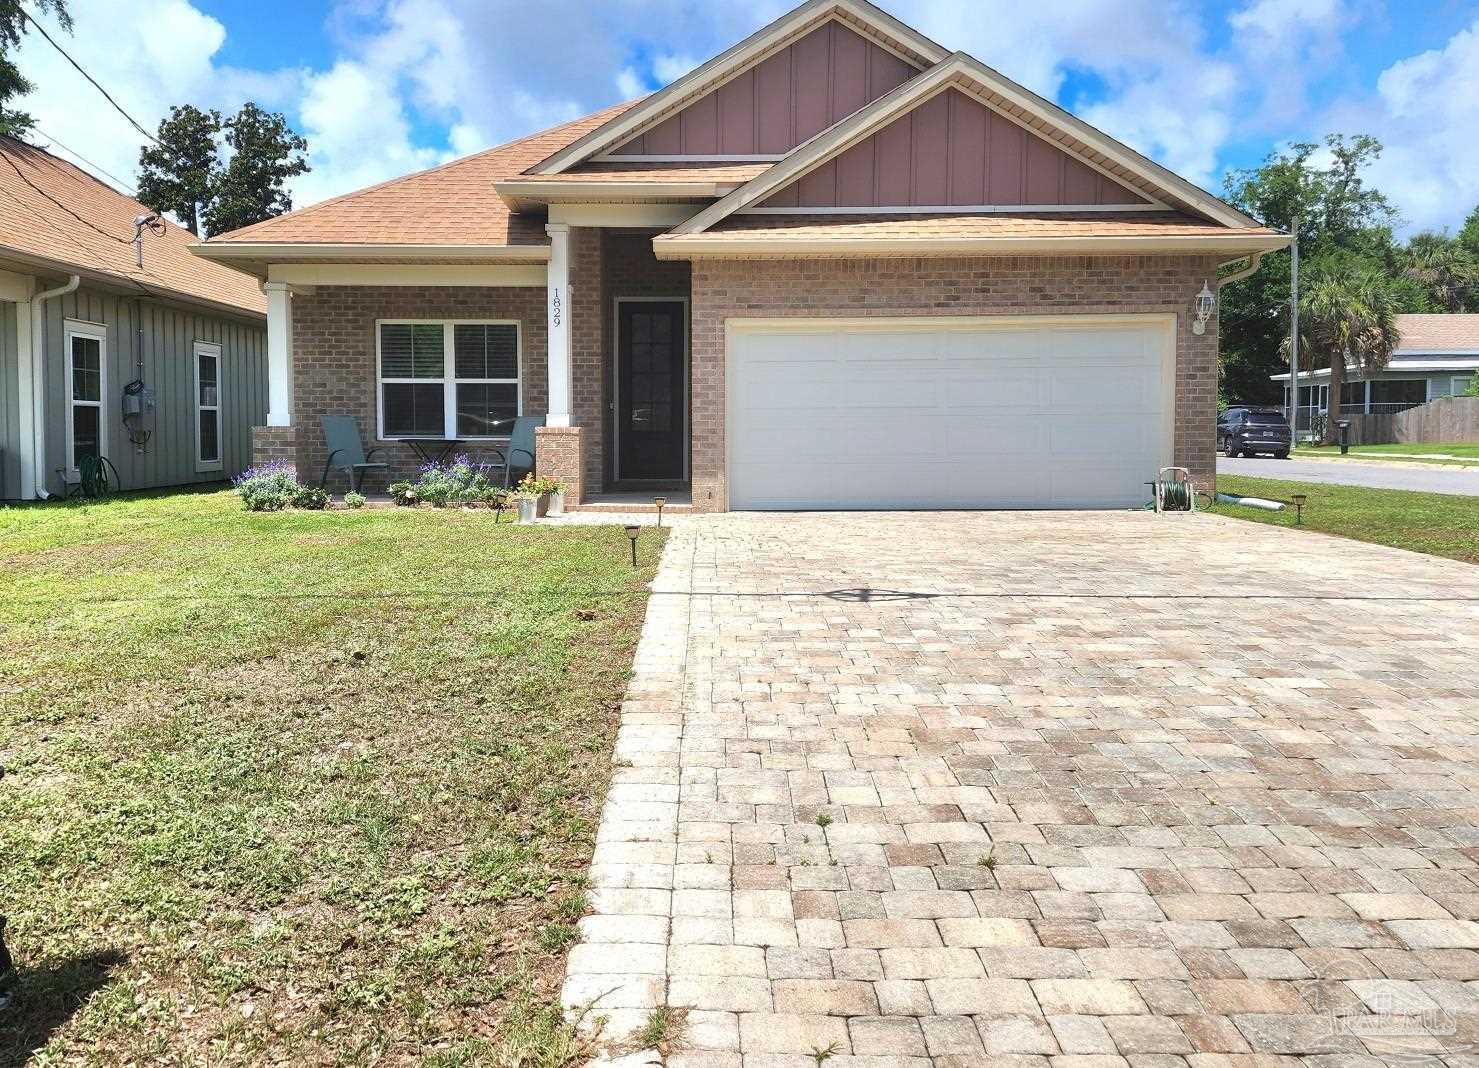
[1218,407,1292,458]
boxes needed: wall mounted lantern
[1191,281,1216,336]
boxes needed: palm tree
[1404,235,1478,312]
[1288,270,1401,444]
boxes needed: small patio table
[401,438,464,466]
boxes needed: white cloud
[14,0,1474,237]
[17,0,299,199]
[1324,18,1479,235]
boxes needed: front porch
[252,224,694,508]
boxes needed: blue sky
[17,0,1479,235]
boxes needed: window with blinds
[377,322,520,439]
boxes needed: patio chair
[320,415,389,491]
[488,415,545,488]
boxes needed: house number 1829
[551,289,562,327]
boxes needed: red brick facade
[535,425,588,505]
[687,254,1222,512]
[264,251,1220,511]
[284,285,547,489]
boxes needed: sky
[14,0,1479,236]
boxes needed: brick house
[192,0,1286,512]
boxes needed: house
[192,0,1286,512]
[1272,314,1479,433]
[0,137,267,501]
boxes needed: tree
[1219,135,1402,405]
[202,103,308,236]
[137,101,309,238]
[1290,270,1400,444]
[1460,205,1479,259]
[136,105,221,236]
[0,0,71,138]
[1403,232,1479,313]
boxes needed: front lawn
[1294,442,1479,466]
[1210,473,1479,564]
[0,490,665,1066]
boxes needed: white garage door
[727,317,1174,510]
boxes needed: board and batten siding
[26,286,266,498]
[0,301,19,497]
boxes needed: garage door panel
[728,319,1169,510]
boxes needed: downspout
[1216,251,1265,289]
[27,274,81,498]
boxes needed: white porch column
[545,223,572,427]
[263,282,295,427]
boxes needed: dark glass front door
[617,300,686,481]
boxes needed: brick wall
[535,425,587,505]
[688,254,1222,512]
[288,285,547,491]
[570,229,605,495]
[250,425,299,473]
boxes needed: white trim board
[737,204,1170,216]
[267,264,547,287]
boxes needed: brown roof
[517,161,773,184]
[1395,314,1479,353]
[211,101,641,247]
[0,137,263,315]
[668,211,1279,240]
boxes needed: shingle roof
[210,101,641,247]
[1394,314,1479,353]
[0,136,264,315]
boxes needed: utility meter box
[121,382,154,416]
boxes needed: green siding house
[0,137,266,501]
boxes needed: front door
[617,300,686,481]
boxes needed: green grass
[0,489,666,1066]
[1294,442,1479,466]
[1210,474,1479,564]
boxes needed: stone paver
[564,511,1479,1065]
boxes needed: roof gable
[758,87,1153,210]
[528,0,948,175]
[608,20,917,160]
[675,53,1263,236]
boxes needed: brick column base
[251,425,300,476]
[536,426,588,506]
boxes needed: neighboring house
[1272,314,1479,434]
[0,137,266,501]
[193,0,1285,511]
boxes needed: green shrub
[388,481,418,507]
[343,491,367,509]
[293,485,329,510]
[233,462,300,512]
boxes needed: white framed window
[195,341,223,471]
[376,321,521,440]
[64,320,107,475]
[1453,375,1474,397]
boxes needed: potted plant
[545,479,567,516]
[510,475,543,523]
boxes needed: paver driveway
[565,511,1479,1066]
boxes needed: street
[1219,455,1479,496]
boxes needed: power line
[19,7,161,146]
[0,150,131,245]
[33,127,138,194]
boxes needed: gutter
[191,242,553,264]
[652,232,1292,260]
[1217,250,1266,286]
[23,274,80,499]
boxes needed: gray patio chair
[488,415,545,488]
[320,415,389,491]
